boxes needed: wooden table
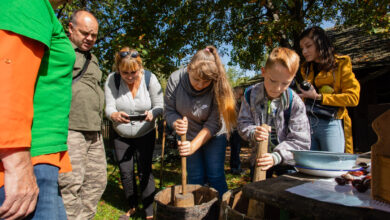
[242,173,390,219]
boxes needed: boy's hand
[177,140,193,156]
[254,125,271,142]
[256,153,274,171]
[173,116,188,136]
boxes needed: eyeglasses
[119,51,139,58]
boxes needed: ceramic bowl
[291,150,358,170]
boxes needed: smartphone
[127,114,147,121]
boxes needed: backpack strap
[114,70,152,91]
[284,88,293,123]
[144,70,151,90]
[244,85,254,106]
[114,72,121,90]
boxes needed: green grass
[94,147,251,220]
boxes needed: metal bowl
[291,150,358,170]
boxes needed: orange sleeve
[0,30,45,148]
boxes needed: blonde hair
[265,47,300,75]
[188,45,237,132]
[113,47,143,72]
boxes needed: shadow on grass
[101,178,128,213]
[100,160,183,219]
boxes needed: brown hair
[265,47,300,75]
[299,26,336,72]
[188,46,237,132]
[113,47,143,72]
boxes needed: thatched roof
[327,26,390,71]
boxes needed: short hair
[114,47,143,72]
[265,47,300,76]
[70,10,98,26]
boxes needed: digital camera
[300,81,312,91]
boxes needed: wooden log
[247,124,270,219]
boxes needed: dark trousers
[114,130,156,216]
[229,130,242,170]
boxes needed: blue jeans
[309,115,345,152]
[186,134,228,198]
[229,130,242,170]
[0,164,67,220]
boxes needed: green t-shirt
[0,0,76,156]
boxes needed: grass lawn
[94,146,251,219]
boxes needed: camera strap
[294,65,306,84]
[72,50,91,85]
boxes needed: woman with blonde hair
[104,47,163,219]
[164,45,236,197]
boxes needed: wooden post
[371,110,390,203]
[247,124,270,219]
[159,120,167,189]
[181,135,187,195]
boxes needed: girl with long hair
[164,45,236,196]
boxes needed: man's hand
[173,116,188,136]
[0,149,39,220]
[256,153,275,171]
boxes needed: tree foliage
[219,0,389,71]
[58,0,227,80]
[56,0,389,79]
[226,67,250,87]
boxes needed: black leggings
[114,130,156,216]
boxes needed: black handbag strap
[72,51,92,85]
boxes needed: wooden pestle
[174,134,195,207]
[247,124,270,218]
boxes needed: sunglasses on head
[119,51,139,58]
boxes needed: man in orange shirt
[0,0,74,219]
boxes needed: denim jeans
[0,164,67,220]
[229,130,242,171]
[309,115,345,152]
[186,134,228,198]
